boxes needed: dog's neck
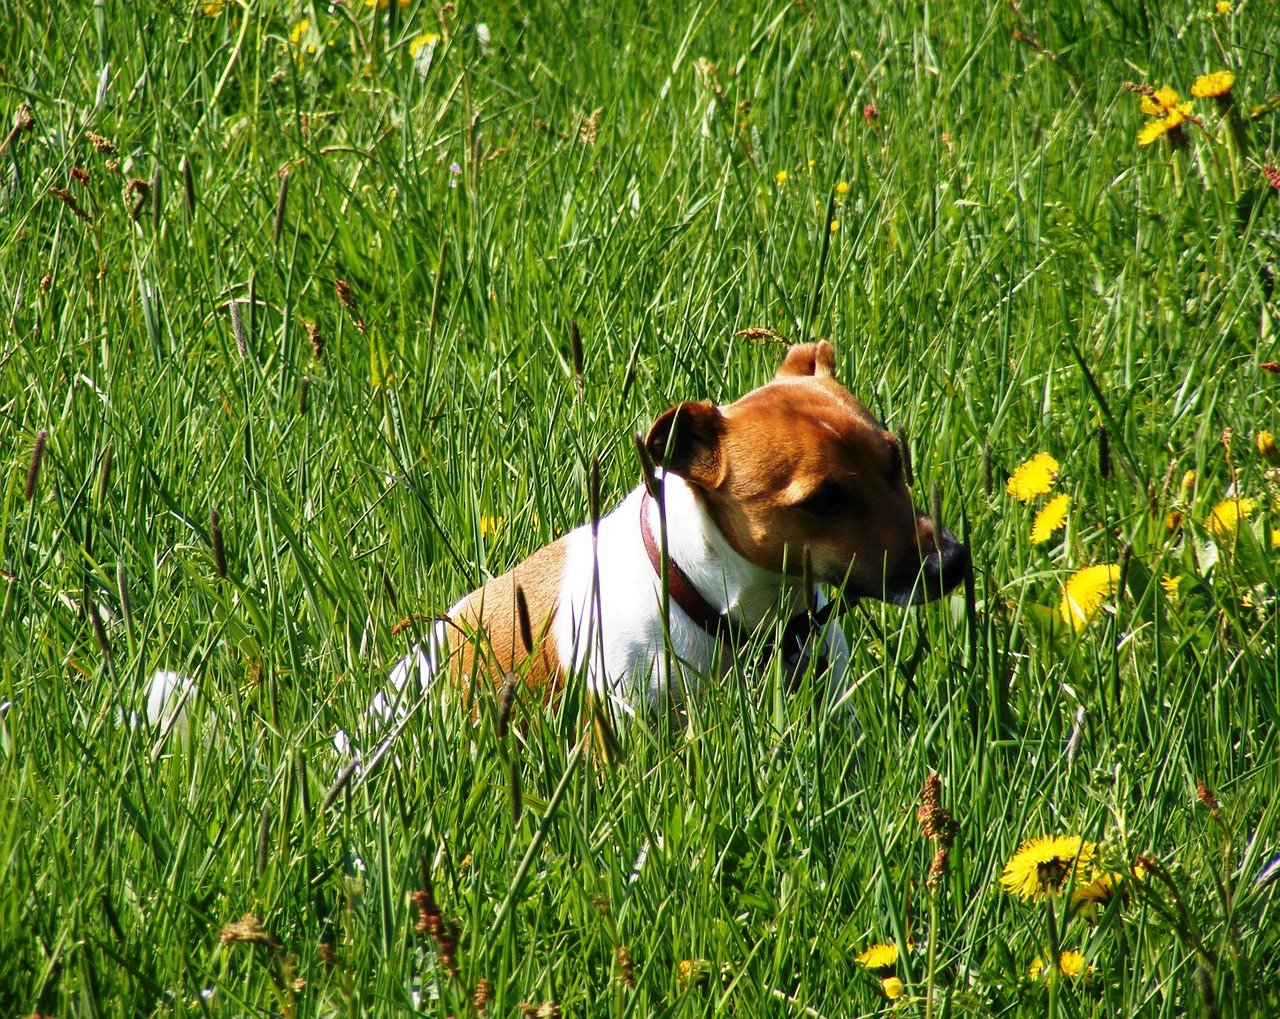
[649,474,806,628]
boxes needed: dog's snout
[923,525,971,596]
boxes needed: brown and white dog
[362,341,969,733]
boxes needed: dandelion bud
[210,507,227,579]
[1257,430,1280,466]
[24,428,47,502]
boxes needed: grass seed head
[181,153,195,214]
[210,508,227,579]
[25,429,48,502]
[219,912,280,949]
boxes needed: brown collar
[639,489,831,670]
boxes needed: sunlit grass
[2,1,1279,1016]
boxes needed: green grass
[3,1,1280,1015]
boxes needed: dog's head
[645,341,970,605]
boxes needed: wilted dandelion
[1031,493,1069,545]
[1190,71,1234,98]
[1000,835,1096,900]
[1059,564,1120,630]
[1209,497,1255,540]
[1006,452,1058,502]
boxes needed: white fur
[362,475,853,744]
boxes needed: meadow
[3,1,1280,1015]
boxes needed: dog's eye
[795,482,849,518]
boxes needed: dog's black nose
[923,526,971,597]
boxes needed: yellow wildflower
[365,0,412,7]
[855,943,899,972]
[1030,951,1092,981]
[1215,0,1232,11]
[1072,871,1124,909]
[774,170,788,184]
[1000,835,1096,901]
[676,959,712,988]
[1257,430,1280,465]
[1138,120,1169,146]
[479,515,504,538]
[1160,575,1180,601]
[1006,453,1058,502]
[835,181,849,194]
[202,0,225,13]
[289,18,309,44]
[829,220,840,232]
[410,32,441,57]
[1031,493,1069,545]
[1059,564,1121,630]
[882,977,904,999]
[1191,71,1235,98]
[1209,497,1255,540]
[1272,529,1280,548]
[807,159,816,168]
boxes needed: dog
[353,341,970,739]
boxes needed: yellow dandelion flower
[202,0,225,14]
[855,943,899,972]
[1072,871,1123,908]
[881,977,904,999]
[1030,952,1092,981]
[479,515,504,538]
[1138,119,1169,146]
[1031,493,1069,545]
[1216,0,1232,12]
[676,958,712,988]
[829,220,840,232]
[1160,574,1181,601]
[1209,497,1255,540]
[1191,71,1235,98]
[1059,563,1120,630]
[411,32,441,56]
[1006,453,1059,502]
[835,181,850,194]
[807,159,816,168]
[1272,529,1280,548]
[1153,85,1182,110]
[1001,835,1096,900]
[774,170,788,184]
[1140,94,1164,117]
[1257,430,1280,465]
[1161,101,1194,129]
[290,18,309,44]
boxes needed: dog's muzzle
[916,525,971,603]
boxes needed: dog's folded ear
[646,401,724,486]
[775,341,836,380]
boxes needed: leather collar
[639,489,831,671]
